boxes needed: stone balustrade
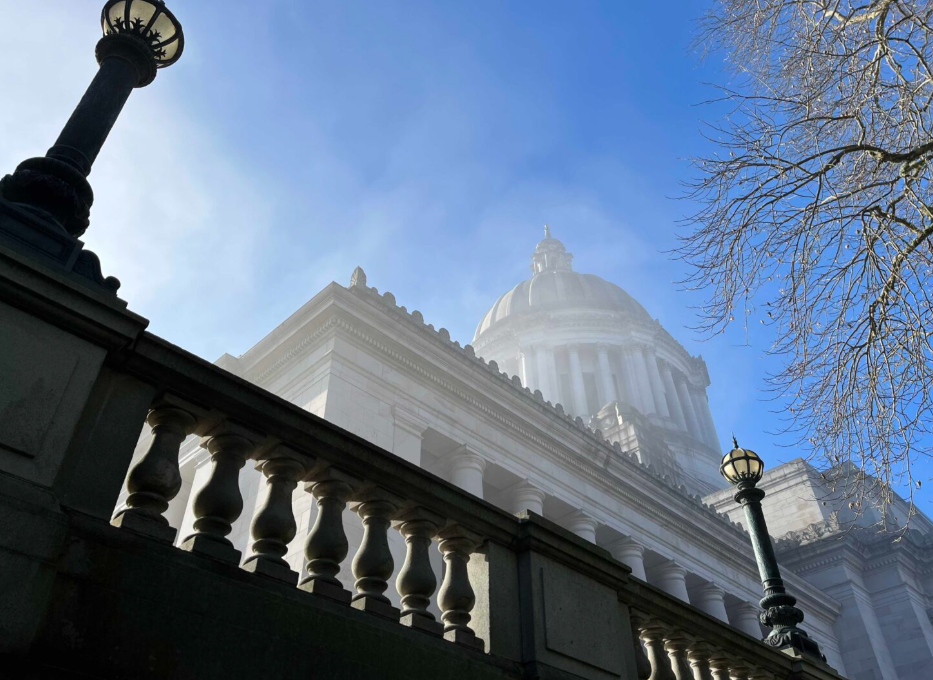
[0,246,844,680]
[93,333,838,679]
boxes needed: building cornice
[226,278,840,618]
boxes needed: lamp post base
[760,594,826,662]
[0,157,93,238]
[763,626,826,662]
[0,198,120,294]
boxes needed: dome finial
[531,227,573,275]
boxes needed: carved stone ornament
[350,266,368,288]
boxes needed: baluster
[639,620,676,680]
[243,446,307,584]
[664,633,694,680]
[686,642,714,680]
[728,663,751,680]
[112,401,198,542]
[180,426,257,564]
[394,508,444,636]
[708,654,732,680]
[630,611,653,680]
[437,524,484,650]
[350,489,402,620]
[298,468,357,604]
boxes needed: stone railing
[0,242,843,680]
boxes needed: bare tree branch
[681,0,933,531]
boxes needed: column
[568,345,589,416]
[564,510,598,544]
[535,345,553,400]
[609,537,647,580]
[689,389,717,448]
[509,480,547,516]
[697,390,721,450]
[448,447,486,499]
[596,344,619,405]
[546,346,559,403]
[631,346,657,416]
[520,347,535,391]
[660,363,688,430]
[391,405,426,466]
[618,348,640,409]
[644,347,671,418]
[692,583,729,622]
[653,559,689,601]
[729,602,763,638]
[675,375,702,440]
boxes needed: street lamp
[720,439,825,662]
[0,0,184,240]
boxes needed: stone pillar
[653,559,689,602]
[609,538,647,580]
[564,510,598,544]
[660,363,688,431]
[546,346,559,403]
[597,343,619,406]
[631,346,657,416]
[689,389,716,448]
[510,480,547,516]
[675,375,702,440]
[568,344,589,416]
[391,406,426,466]
[520,347,535,391]
[535,345,553,401]
[692,583,729,622]
[643,347,671,418]
[448,448,486,500]
[729,602,763,638]
[696,390,721,451]
[618,349,642,411]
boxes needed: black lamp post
[0,0,184,241]
[720,439,825,662]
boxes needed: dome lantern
[532,224,574,275]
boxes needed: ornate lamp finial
[544,224,552,239]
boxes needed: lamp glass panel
[749,458,762,478]
[159,39,180,62]
[107,1,128,28]
[150,11,178,42]
[128,0,159,32]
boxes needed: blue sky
[3,1,929,514]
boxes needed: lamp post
[720,439,825,662]
[0,0,184,239]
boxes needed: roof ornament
[532,225,573,275]
[350,266,367,288]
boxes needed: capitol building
[130,229,933,680]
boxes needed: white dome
[474,269,651,342]
[474,227,650,342]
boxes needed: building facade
[122,230,933,680]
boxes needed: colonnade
[517,341,719,449]
[444,448,762,639]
